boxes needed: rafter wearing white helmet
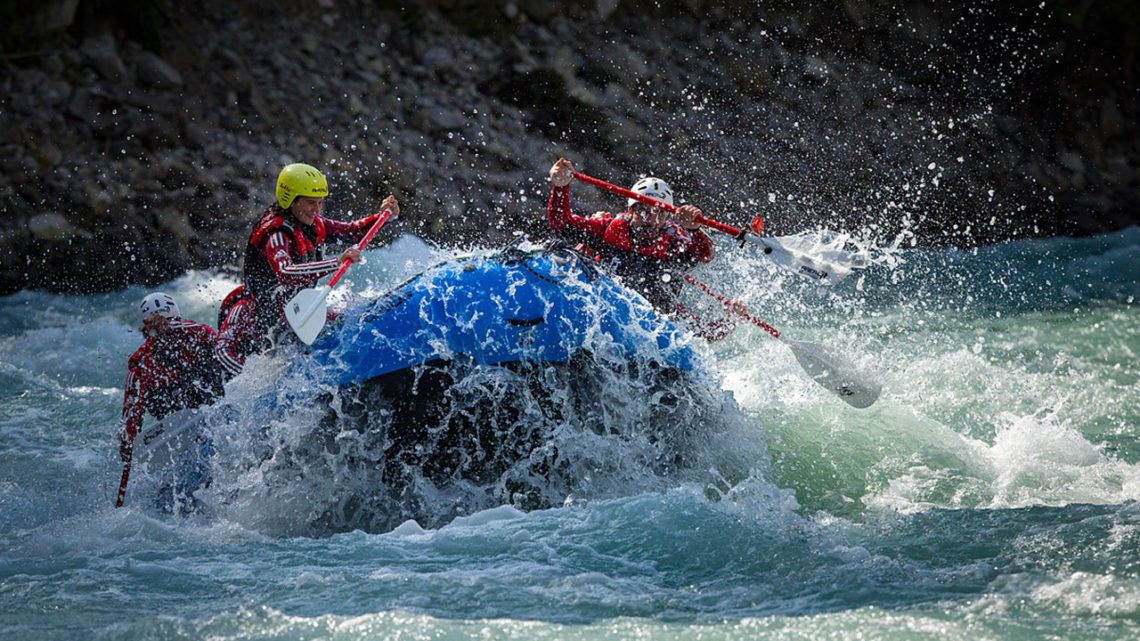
[139,292,181,323]
[628,177,674,209]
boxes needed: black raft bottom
[288,354,719,534]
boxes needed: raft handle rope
[496,239,600,284]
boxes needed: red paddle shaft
[683,274,780,339]
[326,207,392,289]
[114,459,130,508]
[570,171,764,236]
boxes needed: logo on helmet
[276,163,329,209]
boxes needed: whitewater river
[1,229,1137,640]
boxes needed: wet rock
[802,56,832,84]
[87,187,114,217]
[80,34,127,82]
[1059,151,1085,175]
[9,70,51,115]
[28,212,90,241]
[156,207,196,244]
[587,41,650,84]
[65,87,99,121]
[594,0,619,19]
[429,107,467,131]
[299,33,320,54]
[134,51,184,88]
[0,153,32,182]
[29,142,63,170]
[420,45,454,71]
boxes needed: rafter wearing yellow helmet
[218,163,399,375]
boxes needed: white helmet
[628,177,674,209]
[139,292,181,322]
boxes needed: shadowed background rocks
[0,0,1136,294]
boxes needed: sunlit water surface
[2,230,1138,640]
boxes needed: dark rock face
[0,0,1136,294]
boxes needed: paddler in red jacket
[216,163,400,376]
[118,293,224,466]
[546,157,744,341]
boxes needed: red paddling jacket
[242,205,381,335]
[547,184,715,308]
[118,320,223,456]
[213,285,260,378]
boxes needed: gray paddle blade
[783,338,881,408]
[135,407,208,469]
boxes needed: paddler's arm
[675,204,715,263]
[215,298,255,377]
[263,230,340,287]
[547,158,609,236]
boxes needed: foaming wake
[188,349,762,536]
[863,408,1140,513]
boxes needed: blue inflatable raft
[305,243,701,384]
[134,244,714,527]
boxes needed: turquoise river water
[1,228,1138,640]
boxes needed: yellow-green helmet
[276,163,328,209]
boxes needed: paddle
[684,274,881,408]
[286,208,393,345]
[114,456,131,508]
[134,407,207,466]
[571,171,854,285]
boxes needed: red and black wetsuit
[118,320,223,458]
[214,285,260,379]
[241,205,382,345]
[547,185,735,341]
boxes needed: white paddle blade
[285,285,331,345]
[747,235,854,286]
[783,338,881,408]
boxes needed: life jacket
[242,205,327,325]
[134,324,223,419]
[601,215,693,258]
[593,216,696,310]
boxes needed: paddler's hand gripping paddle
[286,207,394,345]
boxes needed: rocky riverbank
[1,0,1136,294]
